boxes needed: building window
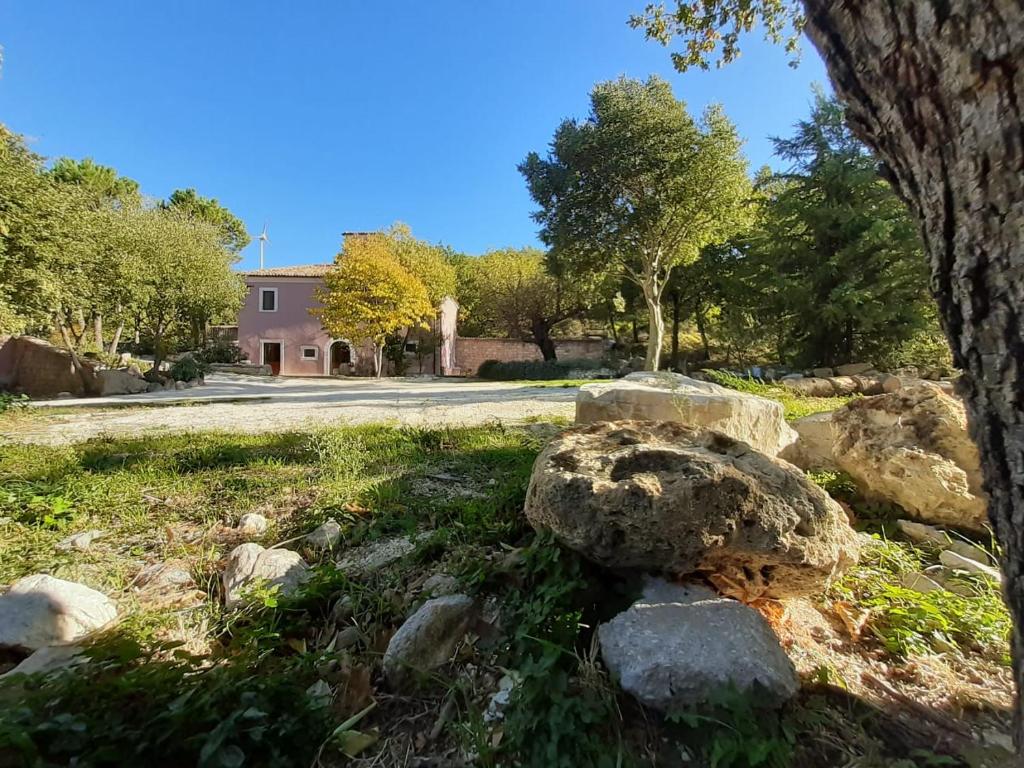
[301,346,318,360]
[259,287,278,312]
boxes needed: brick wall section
[0,336,98,396]
[452,337,608,376]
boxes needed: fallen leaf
[833,601,871,641]
[335,728,378,758]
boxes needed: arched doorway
[325,339,355,376]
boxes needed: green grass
[702,369,854,420]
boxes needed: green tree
[456,247,594,360]
[313,234,432,377]
[49,156,141,208]
[631,1,1024,744]
[731,93,931,367]
[520,76,749,370]
[383,222,457,307]
[162,188,250,254]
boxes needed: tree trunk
[669,290,681,371]
[373,344,383,378]
[695,303,710,361]
[108,320,125,357]
[530,317,558,361]
[802,0,1024,745]
[642,285,664,371]
[56,319,95,394]
[93,313,103,351]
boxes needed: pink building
[237,265,361,376]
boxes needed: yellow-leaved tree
[312,234,432,377]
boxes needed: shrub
[169,355,210,382]
[199,339,245,364]
[0,392,29,413]
[477,358,602,381]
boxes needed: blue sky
[0,1,828,269]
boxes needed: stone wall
[452,337,609,376]
[0,336,98,397]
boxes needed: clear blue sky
[0,1,828,270]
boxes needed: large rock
[0,575,117,650]
[832,385,987,530]
[0,336,99,397]
[222,543,309,608]
[96,369,149,396]
[599,578,798,711]
[525,421,859,599]
[383,594,476,688]
[576,372,797,456]
[778,412,836,470]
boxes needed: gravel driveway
[4,375,578,445]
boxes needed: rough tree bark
[529,315,559,361]
[802,0,1024,743]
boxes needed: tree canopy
[161,188,251,254]
[520,76,749,369]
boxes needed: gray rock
[896,519,948,546]
[383,594,476,688]
[945,539,992,566]
[134,561,195,593]
[421,573,459,597]
[337,535,418,574]
[222,543,309,608]
[525,421,860,599]
[333,626,362,650]
[56,529,105,552]
[778,411,835,470]
[236,512,269,536]
[0,644,86,679]
[174,380,186,390]
[305,519,342,550]
[0,574,118,650]
[56,392,74,399]
[599,578,797,711]
[331,595,355,623]
[811,367,834,379]
[305,679,333,707]
[939,550,1002,583]
[900,572,945,594]
[96,369,149,396]
[836,363,875,376]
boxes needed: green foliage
[198,339,245,364]
[0,392,29,413]
[383,332,410,376]
[629,1,805,72]
[521,75,750,369]
[0,641,329,768]
[830,536,1010,662]
[874,321,956,376]
[666,686,794,768]
[161,188,251,253]
[703,93,932,368]
[477,357,602,381]
[49,156,141,208]
[169,355,211,382]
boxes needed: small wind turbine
[257,223,269,270]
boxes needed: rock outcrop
[0,574,117,650]
[525,421,859,599]
[576,372,797,456]
[832,385,987,530]
[599,578,798,711]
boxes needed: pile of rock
[524,418,861,710]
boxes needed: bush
[199,339,245,365]
[0,392,29,413]
[477,358,603,381]
[169,355,210,382]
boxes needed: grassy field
[0,409,1013,765]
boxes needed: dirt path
[3,376,578,445]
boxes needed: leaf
[833,600,871,641]
[335,728,378,758]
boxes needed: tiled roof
[242,264,333,277]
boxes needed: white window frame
[258,287,278,313]
[300,345,319,361]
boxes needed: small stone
[135,561,195,592]
[811,367,834,379]
[333,626,362,650]
[383,595,476,689]
[56,392,74,399]
[484,672,522,722]
[895,519,948,547]
[305,519,342,550]
[174,380,186,390]
[305,679,333,707]
[900,572,945,594]
[222,543,309,608]
[421,573,459,597]
[0,575,118,650]
[337,535,418,574]
[56,529,105,552]
[236,512,269,536]
[945,539,992,566]
[939,550,1002,582]
[331,595,355,623]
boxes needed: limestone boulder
[0,575,117,650]
[778,412,836,471]
[222,543,309,608]
[599,578,798,711]
[576,372,796,456]
[525,421,859,599]
[832,385,987,530]
[96,369,149,396]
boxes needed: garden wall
[452,337,608,376]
